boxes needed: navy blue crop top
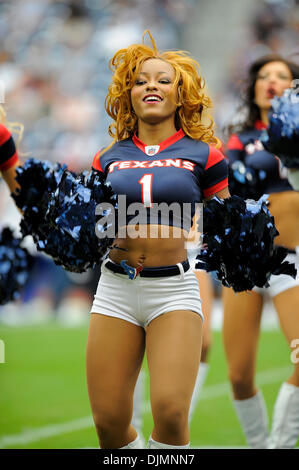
[92,129,228,231]
[226,121,293,196]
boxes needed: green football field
[0,322,297,449]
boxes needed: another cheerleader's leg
[268,383,299,449]
[188,270,213,422]
[233,391,269,449]
[269,284,299,448]
[222,287,269,448]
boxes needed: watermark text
[290,339,299,365]
[95,195,203,239]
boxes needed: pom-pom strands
[261,89,299,168]
[195,195,297,292]
[228,160,267,200]
[0,227,32,305]
[12,159,118,273]
[12,159,66,237]
[43,169,117,272]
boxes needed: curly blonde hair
[0,105,24,145]
[102,31,220,154]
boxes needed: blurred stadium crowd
[214,0,299,132]
[0,0,298,326]
[0,0,196,170]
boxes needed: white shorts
[253,251,299,298]
[90,260,203,328]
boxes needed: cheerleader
[1,36,291,450]
[223,54,299,449]
[87,32,229,449]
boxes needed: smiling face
[254,61,293,112]
[130,58,178,126]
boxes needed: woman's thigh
[273,286,299,385]
[86,313,145,418]
[146,310,203,413]
[222,287,263,380]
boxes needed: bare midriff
[109,191,299,268]
[268,191,299,249]
[109,224,189,267]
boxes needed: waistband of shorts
[104,259,190,278]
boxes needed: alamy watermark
[95,195,203,239]
[290,339,299,365]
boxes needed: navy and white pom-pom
[228,160,267,200]
[0,227,32,305]
[195,195,297,292]
[41,168,117,272]
[12,159,118,273]
[12,158,67,237]
[261,88,299,168]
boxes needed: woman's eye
[134,79,171,85]
[258,74,290,81]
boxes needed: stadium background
[0,0,298,449]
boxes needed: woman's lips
[266,88,276,99]
[143,94,163,102]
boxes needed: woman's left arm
[204,186,230,201]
